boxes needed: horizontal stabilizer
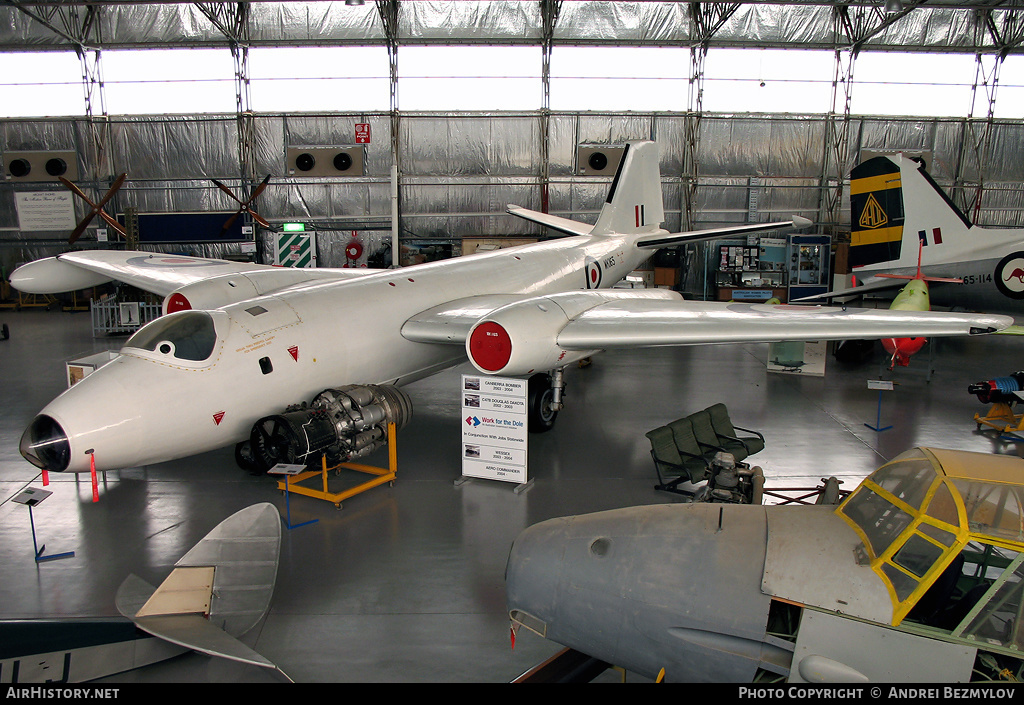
[115,503,284,674]
[791,277,910,303]
[133,613,276,670]
[636,216,811,249]
[876,273,963,284]
[507,205,594,238]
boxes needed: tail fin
[590,141,666,236]
[850,154,972,270]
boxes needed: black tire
[528,373,558,433]
[235,440,262,475]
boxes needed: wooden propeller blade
[58,176,94,205]
[62,174,127,244]
[221,210,241,234]
[217,175,272,233]
[68,213,97,244]
[248,174,272,202]
[211,179,244,205]
[248,209,271,229]
[97,209,128,237]
[95,173,127,210]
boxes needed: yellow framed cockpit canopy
[836,447,1024,628]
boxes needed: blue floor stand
[281,475,318,530]
[28,505,75,562]
[865,390,893,433]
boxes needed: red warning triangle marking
[213,411,225,425]
[288,345,299,361]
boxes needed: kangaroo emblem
[1004,267,1024,284]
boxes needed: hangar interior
[2,0,1024,684]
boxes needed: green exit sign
[283,222,306,232]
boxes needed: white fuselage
[35,233,647,472]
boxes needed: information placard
[461,375,528,484]
[15,191,76,232]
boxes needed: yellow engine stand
[975,402,1024,435]
[276,422,398,509]
[17,292,57,309]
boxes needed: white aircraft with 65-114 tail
[10,141,1013,475]
[797,152,1024,317]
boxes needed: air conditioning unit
[577,145,625,176]
[4,150,79,182]
[286,147,365,177]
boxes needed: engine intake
[248,384,413,473]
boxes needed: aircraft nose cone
[506,517,574,626]
[20,415,71,472]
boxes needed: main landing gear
[528,367,566,433]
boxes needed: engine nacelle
[465,294,604,376]
[163,273,261,314]
[248,384,413,473]
[163,269,335,314]
[465,290,677,376]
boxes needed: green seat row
[645,403,765,496]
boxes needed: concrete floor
[1,307,1021,683]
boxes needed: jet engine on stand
[240,384,413,474]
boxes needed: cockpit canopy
[123,310,219,362]
[836,447,1024,652]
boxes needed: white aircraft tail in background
[799,153,1024,316]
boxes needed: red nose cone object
[883,336,926,368]
[166,293,192,312]
[469,321,513,372]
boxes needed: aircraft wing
[10,250,374,298]
[507,203,811,245]
[403,290,1011,375]
[553,299,1009,348]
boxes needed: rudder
[590,141,666,237]
[850,156,906,268]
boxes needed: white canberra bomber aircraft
[12,141,1013,475]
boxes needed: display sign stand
[453,475,534,495]
[865,380,895,432]
[13,488,75,562]
[268,464,318,529]
[458,375,530,491]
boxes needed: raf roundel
[584,257,603,289]
[468,321,513,373]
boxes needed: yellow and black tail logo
[858,193,888,229]
[850,156,905,268]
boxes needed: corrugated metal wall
[1,2,1023,281]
